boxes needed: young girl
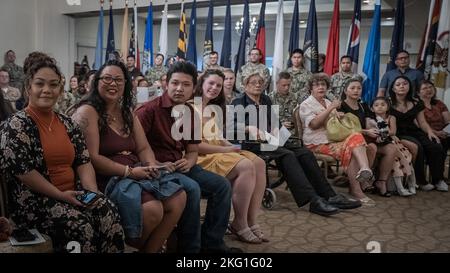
[366,97,417,196]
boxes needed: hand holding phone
[76,190,100,207]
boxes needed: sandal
[359,196,376,207]
[229,225,262,244]
[249,224,269,243]
[372,180,392,197]
[356,168,373,184]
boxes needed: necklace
[27,107,55,132]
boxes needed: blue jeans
[175,165,231,252]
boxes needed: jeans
[175,165,232,252]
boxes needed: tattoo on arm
[73,113,89,131]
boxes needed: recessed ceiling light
[386,17,393,20]
[300,20,305,24]
[214,23,219,26]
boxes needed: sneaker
[420,183,435,191]
[435,180,449,192]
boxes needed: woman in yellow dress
[191,69,268,244]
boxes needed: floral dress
[0,111,125,253]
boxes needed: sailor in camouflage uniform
[203,51,224,71]
[145,53,168,84]
[328,55,363,100]
[284,49,312,104]
[269,71,298,136]
[236,48,271,93]
[0,68,21,111]
[1,50,25,92]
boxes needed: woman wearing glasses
[72,60,186,253]
[0,52,125,252]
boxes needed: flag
[433,0,449,96]
[272,0,284,85]
[303,0,319,73]
[287,0,299,67]
[94,2,104,70]
[386,0,404,71]
[203,0,214,68]
[347,0,361,73]
[254,0,266,65]
[143,1,154,73]
[362,0,381,104]
[120,1,129,63]
[176,1,187,59]
[158,1,168,59]
[234,0,250,74]
[134,1,140,69]
[220,0,232,68]
[105,1,115,62]
[418,0,442,79]
[324,0,340,76]
[186,0,197,66]
[129,4,136,59]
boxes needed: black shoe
[309,197,340,216]
[201,246,244,254]
[327,194,362,210]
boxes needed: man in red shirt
[136,61,241,253]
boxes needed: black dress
[390,100,444,184]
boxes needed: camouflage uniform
[328,71,363,100]
[203,64,224,72]
[285,67,312,104]
[1,63,24,91]
[1,86,21,110]
[269,91,298,135]
[236,62,271,93]
[55,91,77,115]
[145,65,168,84]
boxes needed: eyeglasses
[248,80,264,86]
[99,76,125,85]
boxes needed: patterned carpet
[224,186,450,253]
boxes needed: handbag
[326,112,362,142]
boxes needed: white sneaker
[435,180,449,192]
[420,183,435,191]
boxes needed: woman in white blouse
[299,73,376,205]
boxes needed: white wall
[0,0,75,85]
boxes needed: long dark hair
[194,69,226,114]
[388,75,416,106]
[78,60,134,135]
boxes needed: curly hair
[23,51,62,94]
[78,60,134,135]
[308,72,330,91]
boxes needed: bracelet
[124,165,130,178]
[128,166,134,178]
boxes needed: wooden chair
[0,175,8,218]
[292,105,340,178]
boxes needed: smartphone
[76,190,100,206]
[11,228,36,242]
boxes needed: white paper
[136,87,149,103]
[9,229,46,246]
[264,126,292,147]
[443,124,450,134]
